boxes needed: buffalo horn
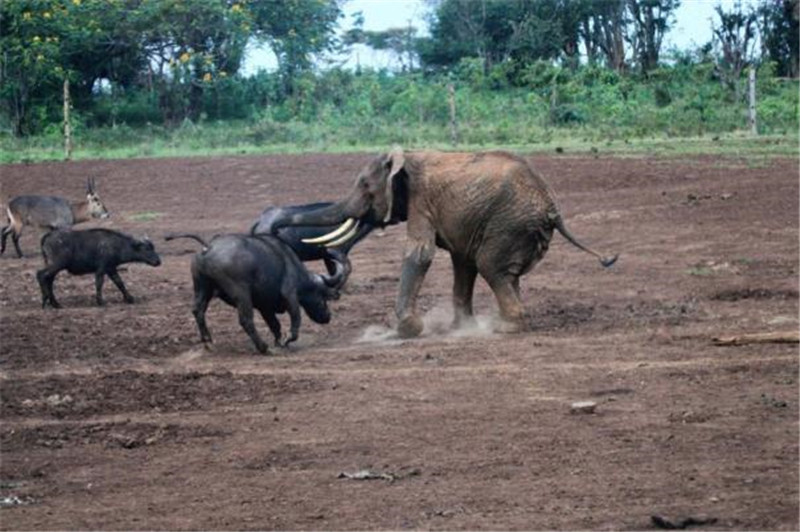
[301,218,356,244]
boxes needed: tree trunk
[448,84,458,145]
[63,78,73,161]
[748,67,757,135]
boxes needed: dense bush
[0,61,796,160]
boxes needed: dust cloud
[355,305,497,344]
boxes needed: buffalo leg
[236,297,268,354]
[108,269,135,303]
[284,296,302,347]
[94,273,106,306]
[36,267,61,309]
[191,277,214,344]
[260,309,282,346]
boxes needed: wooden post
[447,83,458,145]
[547,70,559,126]
[63,78,73,160]
[748,66,757,136]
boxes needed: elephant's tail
[552,215,618,268]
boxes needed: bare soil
[1,152,797,530]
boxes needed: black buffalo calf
[165,232,348,355]
[37,228,161,308]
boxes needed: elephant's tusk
[301,218,356,244]
[324,221,360,248]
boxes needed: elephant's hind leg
[488,275,526,333]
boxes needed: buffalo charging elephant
[270,148,618,338]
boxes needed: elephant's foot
[397,315,424,338]
[451,313,477,331]
[494,318,524,334]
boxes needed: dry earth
[1,152,798,530]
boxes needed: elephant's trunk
[271,202,349,231]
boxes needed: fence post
[63,78,73,160]
[748,67,757,136]
[447,83,458,145]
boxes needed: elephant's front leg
[395,239,436,338]
[451,253,478,330]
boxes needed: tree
[344,15,420,72]
[756,0,799,78]
[0,0,344,134]
[419,0,594,73]
[712,1,758,98]
[583,0,629,73]
[0,0,146,135]
[627,0,680,73]
[249,0,343,96]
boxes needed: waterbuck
[1,178,110,258]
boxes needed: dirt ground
[0,151,797,531]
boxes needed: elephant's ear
[384,146,405,223]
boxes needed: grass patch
[0,126,796,164]
[126,211,163,222]
[686,266,716,277]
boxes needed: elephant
[269,148,618,338]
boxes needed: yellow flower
[179,52,190,63]
[23,12,32,20]
[203,73,212,82]
[231,4,242,12]
[73,0,82,5]
[33,36,41,43]
[220,71,227,77]
[36,54,45,62]
[43,11,51,18]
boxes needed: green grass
[1,126,797,164]
[126,211,163,222]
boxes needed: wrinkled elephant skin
[270,148,617,337]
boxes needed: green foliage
[1,60,797,164]
[0,0,796,160]
[0,0,344,134]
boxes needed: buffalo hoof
[397,315,424,338]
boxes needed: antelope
[1,178,110,258]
